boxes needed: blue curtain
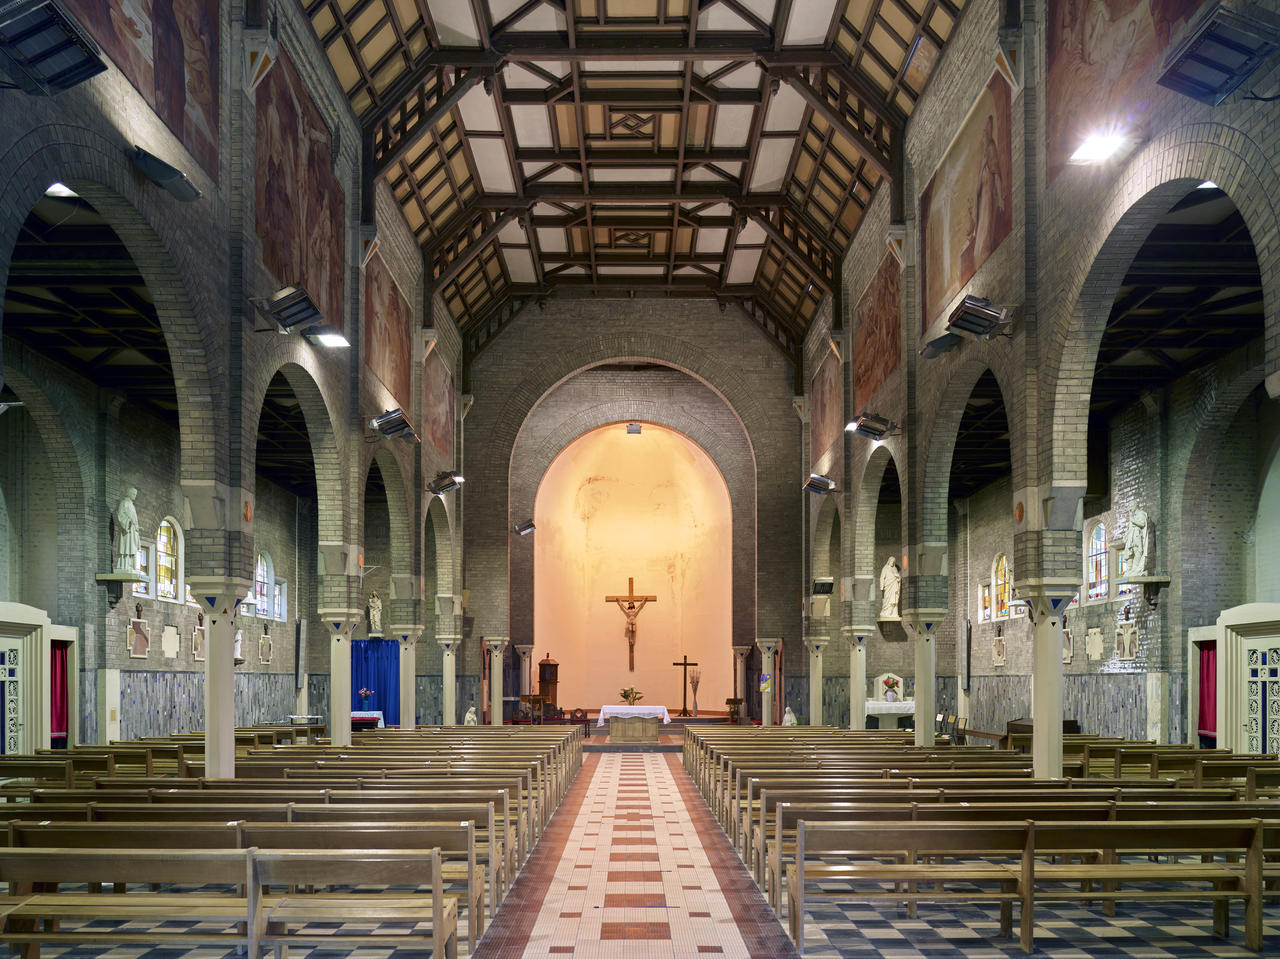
[351,638,400,727]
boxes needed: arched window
[993,554,1010,619]
[156,520,179,601]
[1086,523,1108,600]
[255,553,272,615]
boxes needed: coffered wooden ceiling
[301,0,967,363]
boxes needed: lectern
[538,654,559,718]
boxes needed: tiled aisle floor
[474,753,799,959]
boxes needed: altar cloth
[597,704,672,726]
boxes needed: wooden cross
[672,655,699,717]
[605,577,656,672]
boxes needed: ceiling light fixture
[252,285,325,333]
[846,412,897,441]
[1157,3,1280,105]
[427,471,464,495]
[129,145,200,202]
[803,473,837,495]
[1198,180,1220,189]
[301,323,349,348]
[1069,131,1128,164]
[0,0,105,96]
[44,181,76,197]
[946,295,1011,339]
[513,519,536,536]
[369,408,418,443]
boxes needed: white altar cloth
[865,700,915,716]
[597,705,672,726]
[351,710,386,728]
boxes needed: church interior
[2,0,1280,955]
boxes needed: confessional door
[1242,636,1280,755]
[0,638,23,754]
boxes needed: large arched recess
[0,128,219,487]
[1044,127,1280,498]
[506,367,757,653]
[471,328,768,639]
[365,446,416,614]
[532,421,733,711]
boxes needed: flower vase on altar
[885,689,896,702]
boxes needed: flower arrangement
[358,687,375,700]
[619,687,643,705]
[882,677,900,691]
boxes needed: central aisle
[475,752,799,958]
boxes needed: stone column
[804,636,827,726]
[757,638,780,727]
[515,643,534,696]
[901,609,945,746]
[188,577,250,779]
[844,625,874,730]
[485,637,508,725]
[391,625,422,729]
[438,635,460,725]
[733,646,749,715]
[1023,585,1078,778]
[318,608,362,746]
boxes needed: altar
[350,710,385,730]
[865,699,914,729]
[598,704,671,743]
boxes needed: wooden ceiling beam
[770,67,893,181]
[502,86,761,105]
[434,209,525,287]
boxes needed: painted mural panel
[853,252,902,413]
[423,351,455,460]
[920,71,1013,332]
[255,52,345,331]
[1047,0,1205,182]
[64,0,220,176]
[363,252,411,413]
[810,350,842,468]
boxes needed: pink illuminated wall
[533,422,733,714]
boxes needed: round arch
[852,442,906,586]
[365,446,415,609]
[424,495,455,614]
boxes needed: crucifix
[672,655,699,717]
[605,576,656,672]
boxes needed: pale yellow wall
[533,422,733,713]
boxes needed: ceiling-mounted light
[1157,3,1280,106]
[301,323,349,348]
[846,412,896,441]
[803,473,836,495]
[44,181,76,197]
[0,0,106,96]
[129,145,200,202]
[252,285,325,333]
[946,295,1011,339]
[369,408,418,443]
[513,519,535,536]
[812,577,834,595]
[427,470,464,495]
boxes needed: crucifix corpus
[672,655,699,717]
[605,577,656,672]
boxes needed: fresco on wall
[64,0,220,177]
[255,52,345,331]
[920,71,1013,332]
[363,252,411,413]
[853,252,902,413]
[423,351,455,460]
[810,350,842,468]
[1047,0,1205,182]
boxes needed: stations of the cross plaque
[605,576,656,672]
[672,654,699,717]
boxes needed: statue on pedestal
[367,590,383,634]
[463,706,478,726]
[879,555,901,619]
[1121,508,1150,576]
[113,487,141,574]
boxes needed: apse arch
[531,421,734,713]
[1045,126,1280,497]
[506,369,757,654]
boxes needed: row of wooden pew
[0,723,584,956]
[684,725,1280,953]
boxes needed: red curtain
[1198,641,1217,738]
[50,641,69,740]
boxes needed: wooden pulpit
[538,654,559,717]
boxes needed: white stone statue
[879,555,901,619]
[463,706,479,726]
[1121,507,1150,576]
[782,705,799,726]
[113,486,141,573]
[233,629,243,661]
[367,590,383,634]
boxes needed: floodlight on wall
[252,285,325,333]
[301,323,349,348]
[946,295,1011,339]
[1069,131,1129,164]
[803,473,837,495]
[812,577,835,595]
[1158,2,1280,105]
[513,519,536,536]
[0,0,106,96]
[846,411,897,441]
[427,470,464,495]
[369,408,418,443]
[129,146,200,202]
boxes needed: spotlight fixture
[301,323,349,348]
[946,295,1011,339]
[812,577,835,595]
[129,146,200,202]
[252,285,325,332]
[1157,3,1280,106]
[626,423,642,434]
[513,519,536,536]
[803,473,837,495]
[427,470,464,495]
[369,408,418,443]
[1069,131,1128,164]
[846,411,896,441]
[0,0,106,96]
[44,181,76,197]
